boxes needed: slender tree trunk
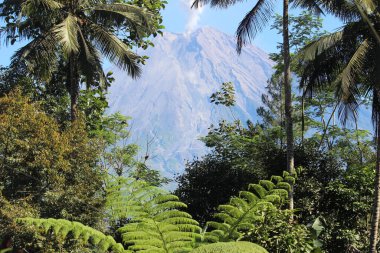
[301,87,305,146]
[370,52,380,252]
[283,0,295,211]
[370,102,380,253]
[69,55,79,121]
[318,102,338,149]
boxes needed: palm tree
[192,0,321,210]
[1,0,153,120]
[298,1,380,251]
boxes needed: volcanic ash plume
[181,0,204,35]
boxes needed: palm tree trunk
[369,62,380,252]
[68,55,79,121]
[370,107,380,253]
[283,0,295,211]
[301,88,305,146]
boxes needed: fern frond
[17,218,128,252]
[120,217,200,253]
[270,175,283,184]
[106,177,163,221]
[203,171,295,242]
[111,178,201,253]
[259,180,275,191]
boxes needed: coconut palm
[1,0,153,120]
[192,0,322,210]
[298,0,380,251]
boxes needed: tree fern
[118,193,201,253]
[190,241,268,253]
[108,177,201,253]
[17,218,129,253]
[202,171,297,243]
[105,176,165,221]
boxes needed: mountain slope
[107,27,274,178]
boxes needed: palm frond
[192,0,246,9]
[77,28,97,66]
[236,0,274,54]
[334,39,369,125]
[337,98,359,126]
[92,3,153,29]
[10,32,58,81]
[53,14,80,56]
[316,0,361,22]
[89,23,141,78]
[0,19,35,46]
[335,39,369,102]
[21,0,63,16]
[301,30,344,61]
[354,0,380,44]
[356,0,376,13]
[291,0,324,15]
[77,31,106,88]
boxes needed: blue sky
[0,1,342,67]
[162,1,343,53]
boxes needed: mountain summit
[108,27,274,178]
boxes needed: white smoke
[181,0,204,36]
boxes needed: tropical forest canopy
[0,0,380,252]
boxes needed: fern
[17,218,129,252]
[108,178,201,253]
[106,177,165,221]
[203,171,296,243]
[190,241,268,253]
[118,193,201,253]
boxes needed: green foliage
[203,172,295,243]
[258,11,328,144]
[105,177,164,222]
[210,82,236,107]
[0,193,40,253]
[175,154,269,226]
[0,90,104,226]
[246,209,317,253]
[0,65,114,131]
[110,178,201,252]
[190,241,268,253]
[96,113,169,186]
[5,177,201,253]
[16,218,128,253]
[0,0,167,120]
[318,165,374,252]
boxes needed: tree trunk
[69,55,79,121]
[369,52,380,252]
[283,0,295,211]
[301,87,305,146]
[370,101,380,253]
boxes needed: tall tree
[298,0,380,251]
[0,0,159,120]
[192,0,322,210]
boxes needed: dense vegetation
[1,0,380,252]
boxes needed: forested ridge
[1,0,380,252]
